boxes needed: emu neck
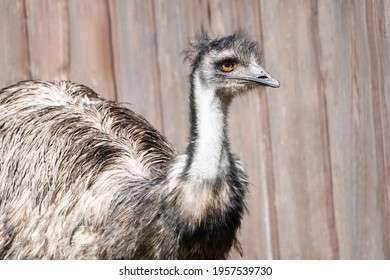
[184,73,230,179]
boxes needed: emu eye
[220,61,234,72]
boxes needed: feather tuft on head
[183,30,262,71]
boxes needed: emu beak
[227,63,280,88]
[250,64,280,88]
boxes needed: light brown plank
[0,0,30,88]
[365,0,390,260]
[152,0,212,151]
[261,0,337,259]
[108,0,163,130]
[68,0,116,100]
[319,0,386,259]
[25,0,69,81]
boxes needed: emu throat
[185,73,230,180]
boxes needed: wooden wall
[0,0,389,259]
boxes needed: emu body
[0,32,279,259]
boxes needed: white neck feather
[187,74,229,179]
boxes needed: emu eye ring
[220,61,234,72]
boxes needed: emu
[0,32,279,259]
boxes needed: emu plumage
[0,32,279,259]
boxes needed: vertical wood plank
[316,0,354,259]
[25,0,69,80]
[316,0,387,259]
[342,0,382,259]
[376,0,390,259]
[0,0,30,88]
[349,1,383,258]
[152,0,211,151]
[365,1,390,259]
[68,0,116,100]
[308,0,340,260]
[108,0,163,130]
[206,0,234,33]
[365,0,390,259]
[261,0,336,259]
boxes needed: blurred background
[0,0,389,259]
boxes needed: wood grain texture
[108,0,164,131]
[153,0,198,151]
[0,0,388,259]
[68,0,116,100]
[0,0,30,87]
[261,0,336,259]
[365,0,390,260]
[25,0,69,80]
[315,0,387,259]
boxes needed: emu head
[185,31,280,99]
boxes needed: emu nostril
[258,75,268,79]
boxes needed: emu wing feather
[0,80,176,259]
